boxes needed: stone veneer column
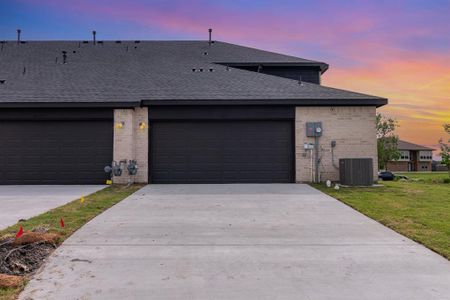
[113,107,148,184]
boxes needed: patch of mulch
[0,232,60,277]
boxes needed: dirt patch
[12,232,60,246]
[0,232,59,276]
[0,274,24,288]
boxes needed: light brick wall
[295,106,378,182]
[113,107,148,184]
[417,161,432,171]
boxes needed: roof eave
[142,98,388,107]
[0,101,141,108]
[0,98,387,108]
[215,62,329,73]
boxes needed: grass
[0,286,25,300]
[0,184,143,300]
[313,172,450,260]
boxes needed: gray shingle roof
[0,40,387,107]
[398,140,434,151]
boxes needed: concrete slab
[20,184,450,300]
[0,185,106,229]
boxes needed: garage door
[150,120,294,183]
[0,120,113,184]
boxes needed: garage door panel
[150,120,293,183]
[0,120,113,184]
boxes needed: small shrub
[443,178,450,184]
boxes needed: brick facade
[112,106,378,184]
[387,152,432,172]
[386,161,409,172]
[417,161,432,171]
[113,107,148,184]
[295,106,378,182]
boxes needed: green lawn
[313,172,450,259]
[0,184,143,300]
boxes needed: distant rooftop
[398,140,434,151]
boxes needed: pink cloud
[16,0,450,149]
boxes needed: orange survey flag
[60,218,65,228]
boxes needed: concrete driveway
[0,185,106,229]
[21,184,450,300]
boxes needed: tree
[438,123,450,177]
[376,113,400,170]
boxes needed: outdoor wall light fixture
[139,122,147,130]
[115,121,125,129]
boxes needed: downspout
[331,140,339,169]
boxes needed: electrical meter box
[306,122,323,137]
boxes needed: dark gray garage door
[150,121,294,183]
[0,120,113,184]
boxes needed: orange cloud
[323,55,450,150]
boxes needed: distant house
[387,140,434,172]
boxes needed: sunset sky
[1,0,449,153]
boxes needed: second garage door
[0,119,113,185]
[150,120,294,183]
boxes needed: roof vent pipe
[298,76,302,85]
[92,30,96,45]
[62,51,67,64]
[17,29,21,44]
[208,28,212,45]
